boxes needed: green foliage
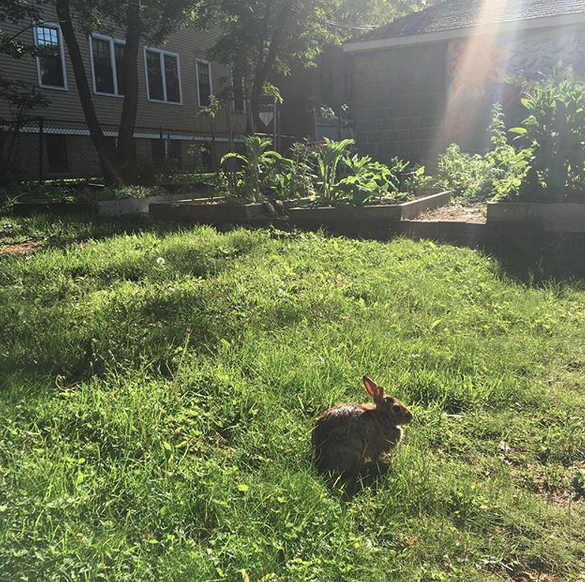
[486,103,532,201]
[273,140,317,200]
[511,77,585,198]
[0,219,584,580]
[220,136,290,203]
[436,104,530,202]
[340,155,410,207]
[0,1,39,59]
[200,0,437,112]
[314,138,356,205]
[434,144,492,201]
[402,165,433,197]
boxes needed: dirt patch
[0,241,42,257]
[514,572,564,582]
[416,203,487,223]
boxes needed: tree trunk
[55,0,121,184]
[248,1,295,134]
[116,0,142,182]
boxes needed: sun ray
[424,0,525,162]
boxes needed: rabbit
[312,375,413,477]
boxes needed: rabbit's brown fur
[313,376,413,477]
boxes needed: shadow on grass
[318,463,394,501]
[489,234,585,287]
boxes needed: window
[232,73,245,112]
[145,48,182,104]
[46,135,69,174]
[35,25,67,89]
[196,60,212,107]
[90,35,125,96]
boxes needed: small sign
[259,111,274,126]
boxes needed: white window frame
[195,59,213,108]
[144,47,183,105]
[89,33,126,98]
[231,72,246,113]
[34,24,68,91]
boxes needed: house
[273,46,354,143]
[344,0,585,165]
[0,4,246,180]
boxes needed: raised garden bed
[9,192,217,217]
[150,199,266,223]
[487,200,585,233]
[286,191,451,234]
[96,192,213,216]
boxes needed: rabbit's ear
[363,375,384,403]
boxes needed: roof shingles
[365,0,585,41]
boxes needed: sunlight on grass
[0,221,584,581]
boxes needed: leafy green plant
[314,138,355,205]
[511,77,585,198]
[339,155,410,207]
[401,165,433,198]
[486,103,532,201]
[220,135,289,203]
[312,139,412,207]
[436,103,531,202]
[435,145,493,201]
[272,140,316,201]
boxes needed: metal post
[227,98,234,153]
[210,123,217,174]
[273,97,277,149]
[38,118,44,183]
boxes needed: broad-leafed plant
[511,76,585,198]
[220,135,289,203]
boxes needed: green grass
[1,216,584,581]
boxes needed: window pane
[146,50,164,101]
[92,37,114,94]
[164,54,181,103]
[36,26,65,88]
[46,135,69,174]
[197,62,211,107]
[114,42,126,95]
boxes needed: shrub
[436,103,530,202]
[511,76,585,198]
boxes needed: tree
[52,0,200,184]
[199,0,435,130]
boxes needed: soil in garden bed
[416,203,487,223]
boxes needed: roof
[363,0,585,42]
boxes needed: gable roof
[345,0,585,51]
[365,0,585,40]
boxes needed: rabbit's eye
[392,404,401,414]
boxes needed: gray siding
[0,4,245,136]
[352,43,448,165]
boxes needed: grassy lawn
[1,215,584,582]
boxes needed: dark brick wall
[351,42,448,166]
